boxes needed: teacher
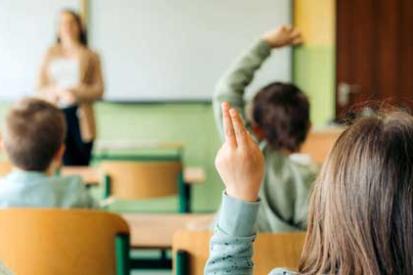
[37,9,104,166]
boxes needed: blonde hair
[299,111,413,274]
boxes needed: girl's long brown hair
[299,111,413,274]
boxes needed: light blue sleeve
[204,193,260,275]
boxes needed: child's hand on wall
[215,102,265,202]
[263,25,302,48]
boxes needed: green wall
[0,44,336,214]
[293,46,335,127]
[0,47,336,214]
[293,0,336,127]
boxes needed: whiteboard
[90,0,292,101]
[0,0,79,100]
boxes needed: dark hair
[56,9,88,46]
[252,82,310,152]
[3,98,66,171]
[300,110,413,274]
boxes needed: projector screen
[90,0,292,102]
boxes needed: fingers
[222,102,237,148]
[290,28,301,38]
[292,36,303,45]
[229,108,248,147]
[290,28,302,44]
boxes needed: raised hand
[263,25,302,48]
[215,102,265,202]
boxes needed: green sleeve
[204,193,260,275]
[213,40,272,138]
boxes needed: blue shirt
[0,170,96,208]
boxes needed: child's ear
[252,124,266,141]
[54,144,66,163]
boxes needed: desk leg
[115,234,130,275]
[179,183,191,213]
[176,250,189,275]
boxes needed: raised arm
[213,26,302,138]
[205,102,265,275]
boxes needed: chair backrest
[100,161,183,200]
[172,230,306,275]
[300,128,343,164]
[0,208,130,275]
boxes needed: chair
[0,208,130,275]
[99,160,188,212]
[300,128,343,164]
[172,230,306,275]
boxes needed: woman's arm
[205,103,265,274]
[70,52,104,103]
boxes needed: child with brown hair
[0,98,95,208]
[214,25,316,232]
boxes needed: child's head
[252,82,310,152]
[300,111,413,274]
[2,98,66,172]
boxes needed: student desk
[121,213,214,270]
[122,213,214,249]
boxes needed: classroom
[0,0,411,274]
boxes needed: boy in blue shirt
[0,98,95,208]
